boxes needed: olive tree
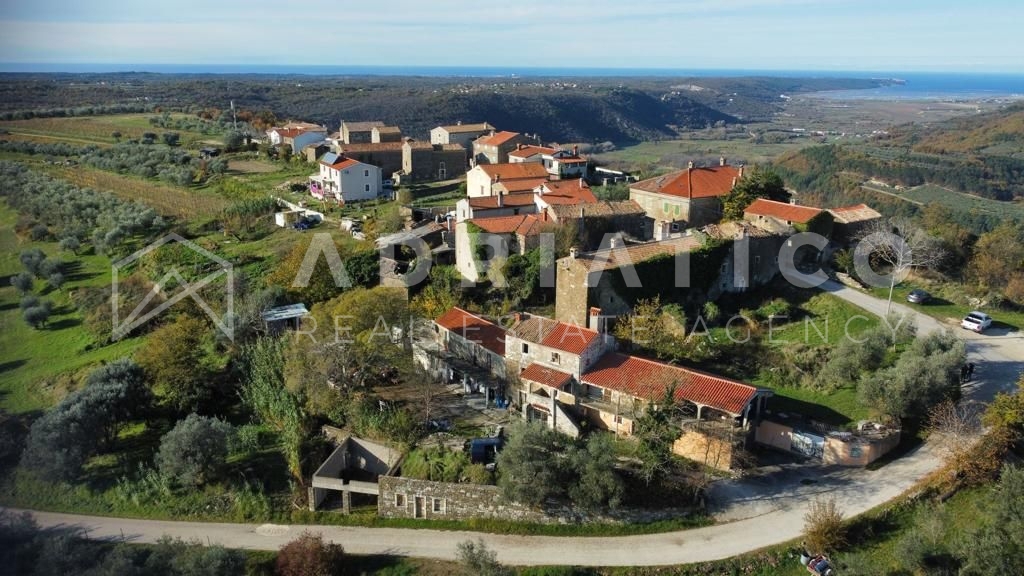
[156,414,232,487]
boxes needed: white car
[961,311,992,333]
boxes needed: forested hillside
[0,73,885,143]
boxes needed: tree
[612,296,671,356]
[568,433,624,510]
[396,187,413,205]
[803,497,846,553]
[858,331,964,421]
[856,217,946,314]
[496,421,571,507]
[275,532,345,576]
[59,236,80,254]
[136,315,215,413]
[279,144,292,162]
[456,539,510,576]
[632,386,681,485]
[10,272,34,293]
[223,131,245,152]
[48,272,65,291]
[19,248,46,276]
[720,166,788,220]
[161,132,180,146]
[21,358,150,481]
[23,303,52,328]
[156,413,232,486]
[959,466,1024,576]
[111,131,122,141]
[983,373,1024,434]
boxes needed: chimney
[609,236,620,249]
[446,216,452,232]
[518,143,525,150]
[569,247,578,260]
[573,145,579,156]
[579,177,584,188]
[738,164,745,178]
[720,156,726,166]
[589,307,605,333]
[497,190,504,208]
[687,160,694,169]
[513,312,522,323]
[732,177,737,187]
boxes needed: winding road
[5,281,1022,567]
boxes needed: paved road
[5,282,1022,567]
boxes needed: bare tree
[855,217,946,314]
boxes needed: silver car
[961,311,992,333]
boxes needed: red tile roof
[468,193,537,209]
[468,214,545,236]
[508,145,556,159]
[582,353,759,416]
[435,307,506,356]
[744,198,822,223]
[536,180,598,205]
[321,157,361,170]
[520,363,573,390]
[495,178,549,195]
[476,131,521,147]
[478,162,549,181]
[631,165,740,199]
[508,314,599,355]
[828,203,882,224]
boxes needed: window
[754,256,761,268]
[432,498,445,513]
[674,204,681,216]
[522,343,529,354]
[364,169,369,177]
[670,223,680,232]
[551,352,561,364]
[614,415,623,424]
[786,220,792,225]
[395,493,406,508]
[439,161,446,170]
[663,201,670,213]
[365,184,370,192]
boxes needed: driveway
[5,282,1022,567]
[709,279,1023,523]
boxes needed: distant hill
[879,102,1024,156]
[0,73,887,144]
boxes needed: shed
[261,303,309,334]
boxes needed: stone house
[372,125,403,143]
[472,131,527,165]
[466,162,549,198]
[340,121,384,144]
[309,153,381,203]
[554,222,786,326]
[744,198,834,236]
[456,192,538,222]
[630,159,742,239]
[546,200,649,247]
[413,307,509,400]
[454,214,548,282]
[401,140,467,183]
[508,144,589,179]
[333,142,406,178]
[827,203,883,244]
[431,122,496,149]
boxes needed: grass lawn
[0,202,146,413]
[868,281,1024,333]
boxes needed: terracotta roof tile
[468,193,537,209]
[582,353,759,416]
[508,145,556,159]
[520,363,573,390]
[509,314,599,355]
[476,131,521,147]
[337,142,408,152]
[494,178,549,195]
[439,122,494,134]
[536,180,598,205]
[478,162,549,181]
[468,214,543,236]
[548,200,644,219]
[744,198,822,223]
[828,203,882,224]
[631,165,740,199]
[435,307,506,356]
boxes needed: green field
[0,203,146,413]
[0,113,224,147]
[869,281,1024,332]
[899,184,1024,221]
[596,136,809,173]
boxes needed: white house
[267,124,328,153]
[465,162,549,198]
[310,152,381,203]
[430,122,495,149]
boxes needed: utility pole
[230,100,237,130]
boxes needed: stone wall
[823,431,901,467]
[378,476,550,522]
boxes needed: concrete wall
[823,432,900,467]
[744,213,793,235]
[755,420,794,453]
[672,430,736,472]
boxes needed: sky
[0,0,1022,73]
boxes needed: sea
[3,63,1024,100]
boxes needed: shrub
[456,539,510,576]
[803,497,846,553]
[156,413,232,487]
[755,298,791,320]
[275,531,345,576]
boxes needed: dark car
[907,289,931,304]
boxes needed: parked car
[906,289,931,304]
[382,179,394,189]
[961,311,992,333]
